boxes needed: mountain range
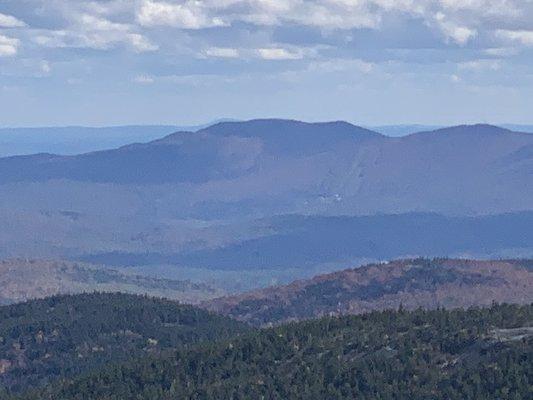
[2,120,532,215]
[1,120,533,291]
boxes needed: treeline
[11,303,533,400]
[0,292,249,394]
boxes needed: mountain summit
[0,120,532,264]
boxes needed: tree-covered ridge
[15,304,533,400]
[205,258,533,326]
[0,293,249,394]
[0,259,223,306]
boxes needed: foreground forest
[0,293,249,394]
[4,298,532,400]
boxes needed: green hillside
[0,293,249,394]
[12,303,533,400]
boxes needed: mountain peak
[153,119,382,146]
[412,123,516,138]
[203,118,378,132]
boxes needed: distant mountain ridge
[1,119,533,282]
[0,259,223,305]
[0,120,382,185]
[204,258,533,326]
[0,120,532,215]
[372,123,533,136]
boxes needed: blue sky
[1,0,533,127]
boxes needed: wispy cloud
[0,12,26,28]
[133,74,155,84]
[0,35,20,56]
[203,47,240,58]
[32,13,158,52]
[256,48,305,60]
[496,30,533,46]
[136,0,226,29]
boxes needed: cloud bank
[1,0,533,125]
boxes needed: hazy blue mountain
[372,124,533,136]
[2,122,531,158]
[0,120,533,292]
[1,122,533,218]
[0,120,382,184]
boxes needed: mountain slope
[0,259,223,305]
[0,120,382,185]
[13,304,533,400]
[1,120,533,274]
[0,120,531,216]
[0,293,249,394]
[1,121,532,215]
[204,258,533,326]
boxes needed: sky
[1,0,533,127]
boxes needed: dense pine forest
[7,302,532,400]
[0,293,249,394]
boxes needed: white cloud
[439,0,520,17]
[496,30,533,46]
[33,14,157,52]
[133,74,155,84]
[483,47,518,57]
[128,0,522,44]
[433,12,477,45]
[256,47,304,60]
[9,0,533,68]
[203,47,240,58]
[458,59,502,71]
[309,59,374,74]
[0,35,20,56]
[0,12,26,28]
[200,45,322,60]
[79,14,129,32]
[128,33,159,52]
[40,60,51,74]
[137,0,226,29]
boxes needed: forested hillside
[206,258,533,326]
[12,304,533,400]
[0,293,249,394]
[0,259,222,306]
